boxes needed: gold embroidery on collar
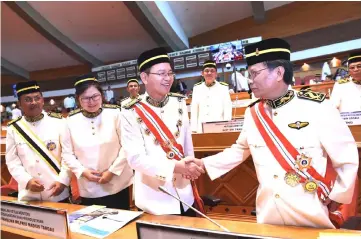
[82,108,102,118]
[146,95,169,108]
[353,80,361,85]
[205,81,216,87]
[24,113,44,123]
[265,90,294,109]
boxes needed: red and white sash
[133,102,205,213]
[250,101,332,202]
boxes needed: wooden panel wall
[190,2,361,47]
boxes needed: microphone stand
[158,186,230,232]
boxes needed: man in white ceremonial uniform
[6,81,71,202]
[190,39,359,228]
[191,60,232,133]
[121,47,205,216]
[331,51,361,112]
[120,78,141,108]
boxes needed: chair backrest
[325,157,359,228]
[0,177,18,196]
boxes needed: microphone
[158,186,230,232]
[233,95,238,120]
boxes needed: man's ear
[276,66,285,82]
[140,72,148,85]
[17,100,22,109]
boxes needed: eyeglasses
[148,72,176,78]
[203,69,216,74]
[248,68,268,79]
[349,64,361,71]
[80,94,101,103]
[23,96,42,103]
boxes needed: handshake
[174,157,205,180]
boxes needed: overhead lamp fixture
[331,57,341,67]
[301,63,310,71]
[50,99,55,105]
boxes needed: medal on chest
[284,171,301,187]
[46,141,56,151]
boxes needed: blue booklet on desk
[69,205,143,239]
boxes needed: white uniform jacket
[330,77,361,112]
[120,93,195,215]
[121,95,141,108]
[191,81,232,133]
[61,105,133,198]
[6,113,71,202]
[203,90,359,228]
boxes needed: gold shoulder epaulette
[297,90,326,103]
[102,103,120,109]
[7,116,22,126]
[123,98,141,109]
[47,112,63,119]
[248,99,261,108]
[120,97,129,102]
[168,92,185,98]
[194,81,203,86]
[69,108,82,117]
[219,82,229,86]
[337,78,350,84]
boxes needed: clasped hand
[174,157,205,180]
[81,169,115,184]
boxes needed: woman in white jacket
[61,74,133,209]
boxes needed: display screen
[12,84,17,98]
[210,41,244,63]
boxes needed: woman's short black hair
[74,74,105,102]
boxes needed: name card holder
[1,200,70,239]
[202,118,244,133]
[340,111,361,126]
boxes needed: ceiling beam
[125,1,189,51]
[29,64,92,82]
[123,1,169,49]
[5,1,103,66]
[1,58,30,79]
[190,2,361,47]
[251,1,266,23]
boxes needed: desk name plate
[340,111,361,126]
[202,118,244,133]
[1,200,70,239]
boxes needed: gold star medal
[284,171,300,187]
[296,153,312,170]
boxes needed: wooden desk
[1,196,360,239]
[192,125,361,216]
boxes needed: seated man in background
[11,104,22,119]
[6,81,71,202]
[191,60,232,133]
[231,68,249,92]
[330,51,361,112]
[175,78,188,95]
[190,38,359,228]
[63,94,75,112]
[121,79,141,108]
